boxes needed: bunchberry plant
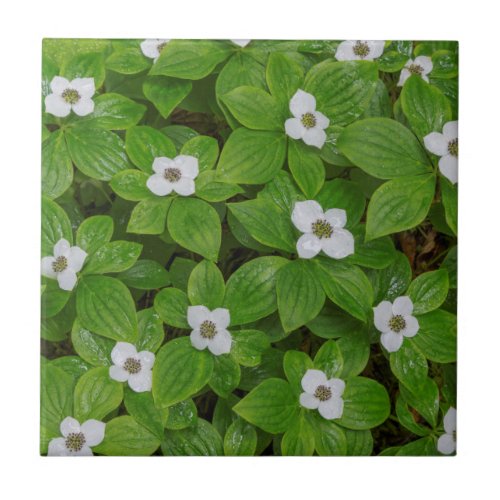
[41,38,458,456]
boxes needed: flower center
[352,41,370,58]
[157,42,167,53]
[312,219,333,239]
[314,385,332,402]
[200,320,217,340]
[65,432,86,452]
[61,88,81,104]
[301,112,317,129]
[408,64,424,75]
[388,314,406,333]
[52,255,68,273]
[164,167,182,183]
[448,138,458,157]
[124,357,142,374]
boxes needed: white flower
[373,296,420,352]
[109,342,155,392]
[397,56,433,86]
[300,369,345,420]
[291,200,354,260]
[188,305,232,356]
[285,89,330,149]
[424,121,458,185]
[146,155,199,196]
[140,39,170,61]
[45,76,95,117]
[48,417,105,456]
[437,407,457,455]
[335,40,385,61]
[231,39,251,47]
[41,239,87,291]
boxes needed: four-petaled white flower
[373,296,419,353]
[48,416,105,456]
[109,342,155,392]
[188,305,232,356]
[437,407,457,455]
[291,200,354,260]
[146,155,199,197]
[300,369,345,420]
[397,56,433,86]
[335,40,385,61]
[231,39,251,47]
[140,39,170,62]
[45,76,95,118]
[424,121,458,185]
[285,89,330,149]
[41,239,87,291]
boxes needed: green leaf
[310,413,347,456]
[123,389,164,439]
[153,337,214,408]
[266,52,304,112]
[106,47,150,74]
[216,128,287,184]
[239,348,285,392]
[288,140,325,198]
[368,251,412,303]
[154,287,190,329]
[337,330,371,378]
[396,395,431,437]
[165,399,198,430]
[83,241,142,275]
[304,60,378,125]
[231,330,270,367]
[399,377,440,427]
[400,76,452,139]
[167,197,221,261]
[136,308,165,352]
[337,118,432,179]
[125,125,176,172]
[307,303,363,339]
[345,225,396,269]
[258,170,303,213]
[282,412,315,456]
[71,319,114,367]
[94,416,160,456]
[187,260,225,309]
[76,275,138,342]
[277,260,325,332]
[396,436,437,456]
[162,125,199,150]
[224,417,258,456]
[361,79,392,118]
[390,342,428,391]
[441,177,458,235]
[127,197,171,235]
[117,259,170,290]
[162,419,223,456]
[65,124,130,180]
[143,76,192,118]
[61,52,105,88]
[314,260,373,322]
[345,429,373,456]
[338,377,391,430]
[407,269,449,314]
[180,135,219,172]
[233,378,299,433]
[221,86,283,131]
[42,130,73,199]
[366,174,436,241]
[41,280,71,318]
[50,356,90,384]
[223,256,288,325]
[195,171,244,202]
[411,309,457,363]
[227,198,296,252]
[110,169,152,201]
[209,354,241,398]
[74,367,123,421]
[41,197,73,255]
[151,40,234,80]
[283,350,314,394]
[314,340,344,378]
[76,215,114,255]
[431,50,458,79]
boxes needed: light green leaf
[110,169,152,201]
[106,47,150,74]
[231,330,270,367]
[71,319,114,367]
[42,130,73,199]
[209,354,241,398]
[136,308,165,353]
[162,419,223,456]
[180,135,219,172]
[154,287,190,329]
[83,241,142,274]
[310,413,347,456]
[61,52,105,88]
[76,215,114,255]
[224,417,258,456]
[143,76,192,118]
[408,269,449,315]
[188,260,225,309]
[266,52,304,112]
[390,342,428,391]
[123,389,164,439]
[288,140,325,198]
[41,197,73,255]
[165,399,198,430]
[441,177,458,235]
[314,340,344,378]
[282,412,315,456]
[127,197,172,235]
[117,260,170,290]
[283,350,314,394]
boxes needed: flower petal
[137,351,155,370]
[373,301,393,333]
[111,342,137,365]
[190,329,209,351]
[439,155,458,185]
[300,392,320,409]
[231,39,251,47]
[423,132,449,157]
[72,97,95,117]
[50,76,70,95]
[175,155,199,179]
[437,433,456,455]
[302,127,327,149]
[443,121,458,140]
[414,55,433,74]
[291,200,324,232]
[54,238,71,257]
[57,269,77,291]
[140,39,161,59]
[402,315,419,338]
[128,370,153,392]
[67,246,87,272]
[209,329,232,356]
[324,208,347,229]
[397,68,411,87]
[109,365,129,382]
[301,369,327,393]
[318,397,344,420]
[48,437,69,456]
[321,228,354,259]
[380,331,404,353]
[172,177,195,196]
[211,308,230,329]
[392,296,413,316]
[45,89,72,116]
[152,157,174,174]
[71,78,95,98]
[326,378,346,397]
[187,305,211,329]
[60,417,81,437]
[296,233,322,259]
[313,111,330,129]
[285,117,305,139]
[444,407,457,434]
[289,89,316,117]
[367,40,385,59]
[146,174,173,196]
[81,419,106,446]
[335,40,356,61]
[41,256,57,279]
